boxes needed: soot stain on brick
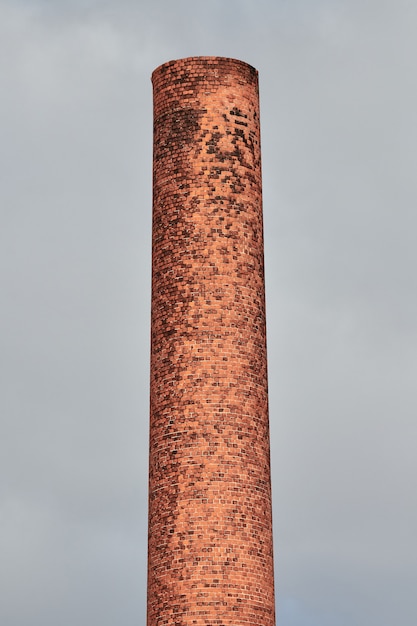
[154,108,205,158]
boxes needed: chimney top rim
[151,56,258,82]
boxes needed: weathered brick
[148,56,275,626]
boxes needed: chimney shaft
[148,56,275,626]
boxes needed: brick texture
[148,57,275,626]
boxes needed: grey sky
[1,1,416,624]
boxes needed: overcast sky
[1,0,416,624]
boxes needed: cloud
[1,1,416,625]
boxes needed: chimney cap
[151,56,258,83]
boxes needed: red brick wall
[148,57,275,626]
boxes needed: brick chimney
[148,56,275,626]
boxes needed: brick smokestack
[148,57,275,626]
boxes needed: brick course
[148,57,275,626]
